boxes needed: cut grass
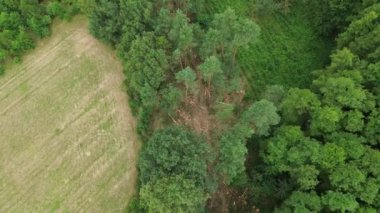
[0,16,139,212]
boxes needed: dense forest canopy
[1,0,379,212]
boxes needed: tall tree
[140,175,207,213]
[175,66,197,97]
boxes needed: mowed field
[0,17,139,212]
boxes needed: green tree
[322,191,359,212]
[199,56,222,91]
[47,1,65,19]
[310,106,342,136]
[280,88,320,124]
[125,33,169,94]
[276,191,322,213]
[175,67,197,97]
[117,0,152,55]
[138,126,210,186]
[218,123,250,183]
[365,109,380,145]
[329,164,366,191]
[242,99,280,136]
[343,110,365,132]
[263,126,321,173]
[160,85,183,116]
[318,143,346,170]
[327,132,365,160]
[262,85,285,106]
[88,0,123,44]
[337,3,380,63]
[140,175,207,213]
[319,77,366,109]
[291,165,319,191]
[201,8,260,66]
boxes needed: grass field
[0,17,139,212]
[239,8,333,97]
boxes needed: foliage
[219,100,279,183]
[242,99,280,136]
[276,191,322,212]
[337,3,380,63]
[175,67,197,96]
[0,0,51,73]
[84,0,380,212]
[280,88,320,124]
[304,0,364,37]
[138,126,211,212]
[139,126,210,186]
[251,2,380,211]
[201,7,260,67]
[140,175,207,213]
[239,6,332,97]
[0,0,80,75]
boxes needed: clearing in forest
[0,16,139,212]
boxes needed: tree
[337,3,380,63]
[199,56,222,92]
[276,191,322,213]
[116,0,152,54]
[218,123,250,183]
[160,85,183,116]
[138,126,210,187]
[322,191,359,212]
[219,100,279,182]
[263,126,321,173]
[125,33,169,95]
[310,106,342,136]
[47,1,65,19]
[88,0,123,44]
[343,110,364,132]
[175,67,197,97]
[140,175,207,213]
[318,143,346,170]
[262,85,285,106]
[10,28,34,56]
[291,165,319,191]
[327,132,365,160]
[139,84,158,108]
[242,99,280,136]
[319,77,366,109]
[201,8,260,66]
[365,108,380,145]
[329,164,366,191]
[305,0,363,36]
[280,88,320,124]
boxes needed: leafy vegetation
[250,3,380,211]
[39,0,380,212]
[1,0,379,212]
[0,0,79,75]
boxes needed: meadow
[0,17,139,212]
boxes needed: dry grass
[0,16,139,212]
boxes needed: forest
[1,0,379,212]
